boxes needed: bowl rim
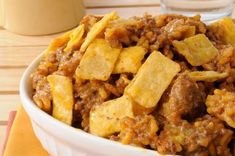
[19,51,166,156]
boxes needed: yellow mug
[0,0,85,35]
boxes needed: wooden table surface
[0,0,235,147]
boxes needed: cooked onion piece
[113,46,146,74]
[89,95,134,137]
[80,11,118,52]
[125,51,181,108]
[47,75,74,125]
[188,71,229,82]
[173,34,218,66]
[76,38,121,81]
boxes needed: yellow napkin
[3,106,49,156]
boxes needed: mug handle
[0,0,4,27]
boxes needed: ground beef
[117,115,158,147]
[206,89,235,128]
[105,14,206,57]
[156,115,233,156]
[74,80,109,131]
[80,14,102,34]
[154,14,206,34]
[158,74,206,123]
[55,50,83,77]
[115,74,131,93]
[31,49,60,112]
[32,77,51,113]
[203,44,235,92]
[73,73,133,131]
[105,18,140,48]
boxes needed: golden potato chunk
[125,51,181,108]
[188,71,228,82]
[76,38,121,80]
[113,46,146,74]
[173,34,218,66]
[64,24,85,52]
[206,89,235,128]
[80,11,118,52]
[89,95,134,137]
[47,75,74,125]
[209,17,235,47]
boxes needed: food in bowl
[30,11,235,155]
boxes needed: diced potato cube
[188,71,229,82]
[47,75,74,125]
[113,46,146,74]
[64,24,85,52]
[89,95,134,137]
[125,51,180,108]
[80,11,118,52]
[209,17,235,47]
[173,34,218,66]
[76,38,121,80]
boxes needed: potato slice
[47,75,74,125]
[188,71,229,82]
[209,17,235,47]
[173,34,218,66]
[80,11,117,52]
[64,24,85,52]
[44,30,72,56]
[90,95,134,137]
[76,38,121,80]
[113,46,146,74]
[125,51,180,108]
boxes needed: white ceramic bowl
[19,53,167,156]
